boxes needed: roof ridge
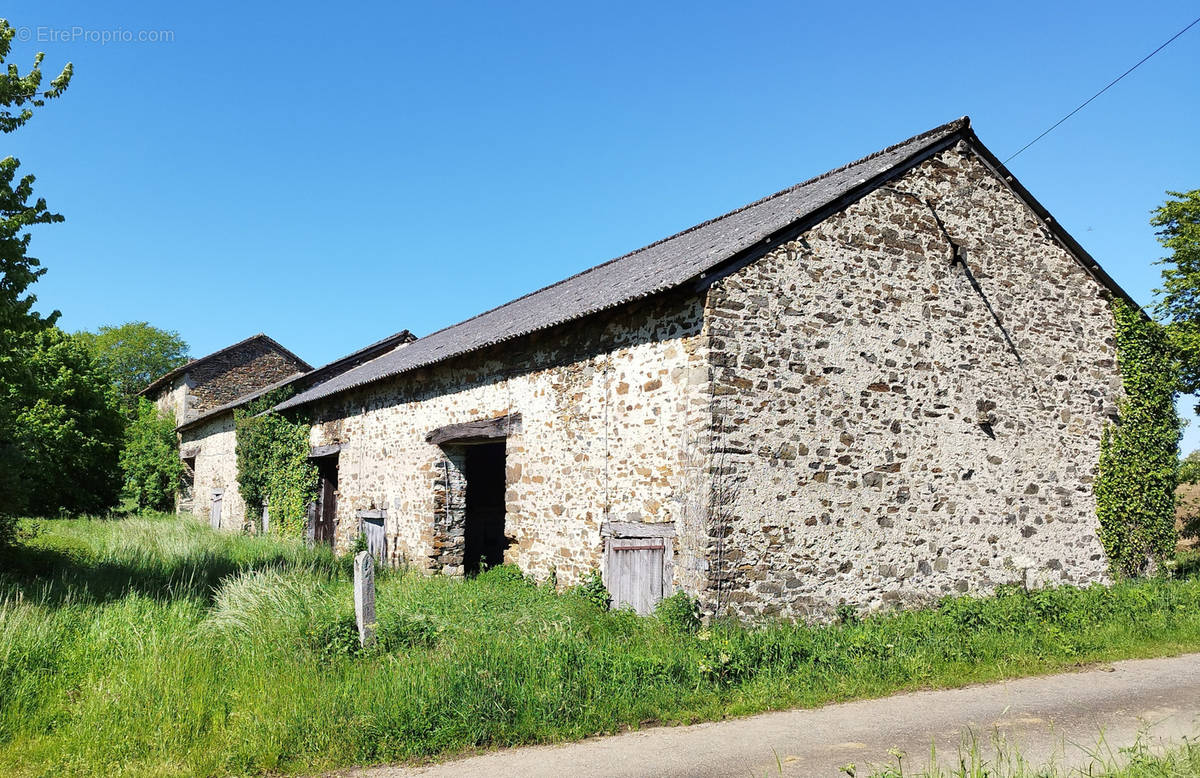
[404,117,970,344]
[140,333,310,396]
[275,116,975,412]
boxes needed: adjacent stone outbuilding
[261,117,1126,620]
[173,330,416,532]
[140,334,311,519]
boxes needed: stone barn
[177,117,1129,620]
[139,334,311,517]
[170,330,415,531]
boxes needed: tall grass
[2,514,1200,776]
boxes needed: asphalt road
[340,653,1200,777]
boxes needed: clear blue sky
[6,2,1200,446]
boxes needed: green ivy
[234,387,317,539]
[1096,299,1181,577]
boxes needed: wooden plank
[356,509,387,520]
[426,413,522,446]
[309,443,342,458]
[601,520,676,538]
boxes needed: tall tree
[1152,189,1200,407]
[0,19,72,335]
[0,19,77,536]
[78,322,190,409]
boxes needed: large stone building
[156,117,1130,620]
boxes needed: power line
[1004,13,1200,165]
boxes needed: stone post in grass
[354,550,376,649]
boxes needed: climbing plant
[234,388,317,538]
[1095,299,1181,577]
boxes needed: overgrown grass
[2,515,1200,776]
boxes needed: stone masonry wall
[188,340,307,417]
[703,142,1121,620]
[153,377,189,424]
[180,412,247,531]
[304,291,712,590]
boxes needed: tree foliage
[1152,189,1200,406]
[0,18,74,545]
[1181,450,1200,486]
[77,321,190,410]
[1,329,125,517]
[1096,300,1181,577]
[120,399,183,512]
[0,19,72,335]
[234,389,317,538]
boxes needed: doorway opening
[312,454,338,546]
[462,441,509,575]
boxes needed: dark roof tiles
[278,119,973,411]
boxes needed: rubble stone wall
[702,143,1120,620]
[304,291,713,590]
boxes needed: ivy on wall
[1096,299,1181,577]
[234,388,317,538]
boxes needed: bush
[1,328,125,516]
[571,568,611,610]
[120,399,183,511]
[655,591,701,634]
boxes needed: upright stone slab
[353,550,376,649]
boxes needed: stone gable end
[703,142,1120,619]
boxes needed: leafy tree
[120,399,183,512]
[1153,190,1200,407]
[0,20,72,335]
[0,21,72,545]
[1181,449,1200,485]
[3,329,124,516]
[77,322,190,409]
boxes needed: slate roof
[276,116,1129,413]
[140,333,312,398]
[177,329,415,431]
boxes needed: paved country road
[338,654,1200,778]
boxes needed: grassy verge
[2,515,1200,776]
[864,733,1200,777]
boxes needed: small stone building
[172,330,416,531]
[162,117,1131,620]
[139,334,311,516]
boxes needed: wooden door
[607,538,666,614]
[361,517,386,563]
[209,490,223,530]
[313,457,338,546]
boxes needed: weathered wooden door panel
[312,456,338,546]
[361,517,386,563]
[209,490,223,530]
[607,538,666,615]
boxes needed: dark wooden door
[314,457,338,546]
